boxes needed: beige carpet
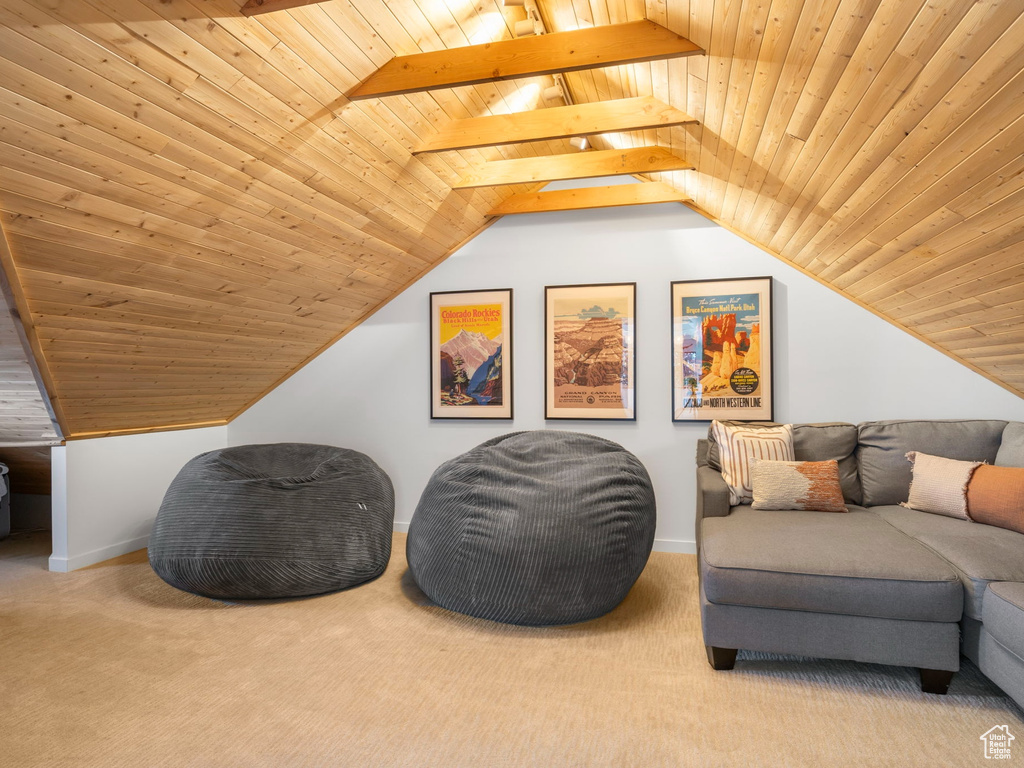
[1,531,1021,767]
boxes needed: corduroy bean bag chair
[408,431,656,625]
[149,443,394,600]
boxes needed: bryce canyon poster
[430,289,512,419]
[545,283,635,420]
[671,277,773,421]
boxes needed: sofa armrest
[697,464,731,521]
[696,464,731,551]
[696,438,711,468]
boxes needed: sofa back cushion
[996,422,1024,467]
[707,422,861,505]
[792,423,861,506]
[857,419,1006,507]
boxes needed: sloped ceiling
[0,0,1021,438]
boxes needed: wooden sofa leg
[706,645,737,670]
[919,668,954,695]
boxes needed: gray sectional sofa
[696,419,1024,701]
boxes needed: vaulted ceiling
[0,0,1021,439]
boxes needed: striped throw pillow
[711,421,795,505]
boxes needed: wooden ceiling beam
[415,96,697,154]
[456,146,694,188]
[348,21,703,100]
[240,0,331,16]
[488,182,688,215]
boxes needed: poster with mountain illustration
[545,283,636,421]
[430,289,513,419]
[671,277,773,422]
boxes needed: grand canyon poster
[545,283,636,420]
[671,277,773,422]
[430,289,513,419]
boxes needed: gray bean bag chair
[149,443,394,600]
[408,431,657,625]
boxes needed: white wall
[50,425,227,571]
[51,445,66,566]
[228,180,1024,553]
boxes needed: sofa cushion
[983,582,1024,659]
[978,631,1024,712]
[709,422,861,504]
[857,419,1005,507]
[996,422,1024,467]
[701,508,963,622]
[872,505,1024,620]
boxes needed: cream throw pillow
[901,451,983,520]
[711,421,795,505]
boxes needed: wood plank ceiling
[0,0,1021,439]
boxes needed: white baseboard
[49,534,150,572]
[45,526,691,572]
[653,538,696,555]
[394,522,694,555]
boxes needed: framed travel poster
[545,282,636,421]
[430,289,513,419]
[671,276,773,422]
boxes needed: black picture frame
[670,276,773,422]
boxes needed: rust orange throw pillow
[750,459,848,513]
[967,465,1024,534]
